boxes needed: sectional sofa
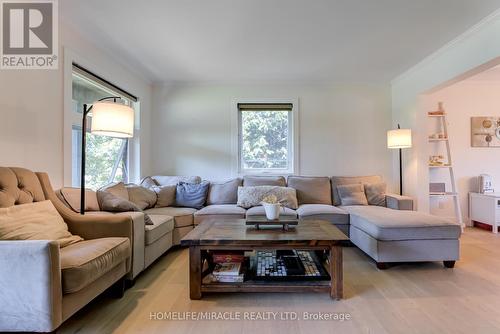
[58,174,461,281]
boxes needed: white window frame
[231,98,299,176]
[63,48,141,187]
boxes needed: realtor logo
[1,0,58,69]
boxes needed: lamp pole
[398,124,403,196]
[80,96,119,215]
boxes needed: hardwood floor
[59,227,500,334]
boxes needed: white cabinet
[469,192,500,233]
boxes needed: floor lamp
[80,97,134,214]
[387,124,412,195]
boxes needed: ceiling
[61,0,500,84]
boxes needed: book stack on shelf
[207,251,245,283]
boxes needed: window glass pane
[72,126,128,190]
[71,71,131,189]
[241,110,289,170]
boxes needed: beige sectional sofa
[171,174,461,269]
[57,174,461,285]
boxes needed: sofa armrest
[0,240,62,332]
[64,213,134,241]
[114,212,146,279]
[386,193,414,211]
[35,172,134,240]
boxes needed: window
[70,64,138,190]
[237,102,297,174]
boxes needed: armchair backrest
[0,166,82,222]
[0,167,46,208]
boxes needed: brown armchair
[0,167,133,332]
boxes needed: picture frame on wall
[471,117,500,147]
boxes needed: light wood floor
[59,227,500,334]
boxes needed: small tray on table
[245,217,299,231]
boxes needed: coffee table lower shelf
[201,279,331,294]
[188,244,343,300]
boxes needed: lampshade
[90,101,134,138]
[387,128,412,149]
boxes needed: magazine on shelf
[212,262,241,276]
[211,251,245,263]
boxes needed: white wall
[0,20,153,188]
[424,82,500,221]
[151,83,394,185]
[391,10,500,213]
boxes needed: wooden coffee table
[181,218,349,300]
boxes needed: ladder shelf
[428,103,464,229]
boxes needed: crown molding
[391,8,500,86]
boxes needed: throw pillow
[152,185,177,207]
[58,187,100,212]
[364,182,387,207]
[237,186,298,209]
[100,182,129,200]
[126,184,157,210]
[140,176,158,188]
[175,181,210,209]
[337,184,368,206]
[0,200,82,247]
[97,190,153,225]
[206,178,242,205]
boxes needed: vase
[262,202,281,220]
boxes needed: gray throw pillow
[175,181,210,209]
[97,190,153,225]
[126,184,157,210]
[140,176,158,188]
[207,178,242,205]
[364,182,387,207]
[337,184,368,206]
[152,185,176,207]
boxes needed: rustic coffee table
[181,218,349,300]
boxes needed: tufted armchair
[0,167,134,333]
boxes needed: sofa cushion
[193,205,247,225]
[145,215,174,245]
[151,175,201,186]
[140,176,158,188]
[60,237,130,293]
[96,191,153,225]
[126,184,157,210]
[144,207,197,227]
[243,175,286,187]
[0,200,83,248]
[195,204,246,216]
[342,205,461,241]
[364,182,387,207]
[207,178,242,205]
[246,206,297,218]
[237,186,298,209]
[296,204,349,225]
[331,175,382,205]
[100,182,129,201]
[337,184,368,206]
[57,188,100,212]
[175,181,209,209]
[287,176,332,205]
[152,185,176,208]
